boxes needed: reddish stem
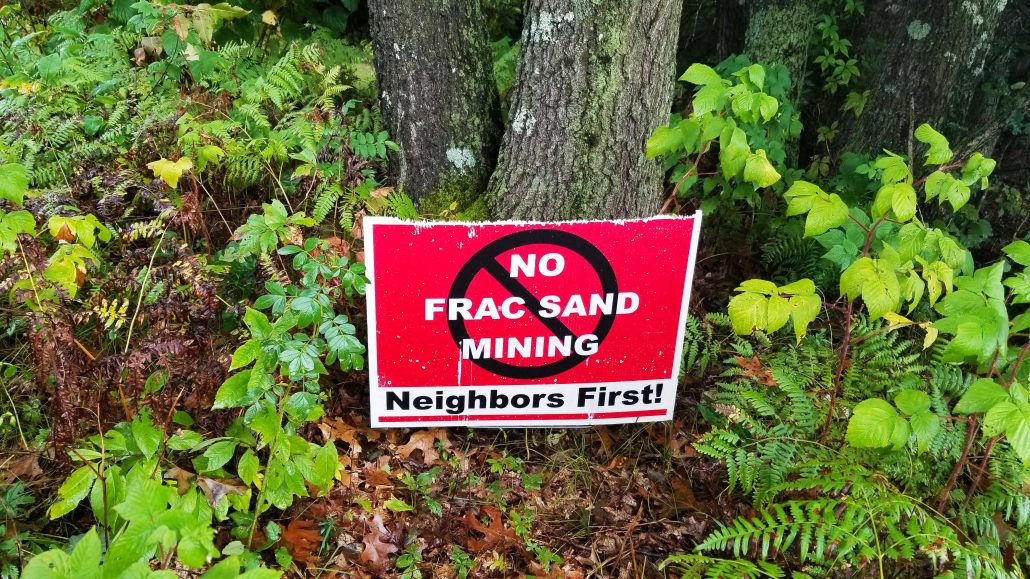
[937,416,979,512]
[820,215,887,440]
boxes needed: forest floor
[0,248,752,578]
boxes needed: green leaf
[195,145,225,172]
[743,149,781,188]
[243,307,273,340]
[0,210,37,254]
[783,181,848,237]
[0,163,29,206]
[49,466,97,519]
[757,94,778,122]
[230,340,261,370]
[914,123,953,165]
[841,257,876,301]
[894,390,930,415]
[718,127,749,180]
[765,294,790,334]
[131,415,162,460]
[889,182,917,222]
[309,443,338,490]
[874,152,912,184]
[146,157,194,189]
[213,369,252,409]
[384,497,413,512]
[728,292,766,336]
[238,450,261,487]
[680,63,723,86]
[846,398,902,448]
[909,410,940,454]
[114,478,170,523]
[68,527,102,573]
[788,293,821,343]
[784,181,823,216]
[736,279,778,295]
[645,125,681,159]
[955,378,1009,414]
[1003,240,1030,267]
[804,193,848,237]
[203,440,238,471]
[924,170,971,211]
[863,274,901,321]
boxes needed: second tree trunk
[486,0,684,220]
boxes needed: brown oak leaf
[281,518,322,568]
[462,505,519,554]
[397,428,451,466]
[362,465,394,487]
[359,514,397,574]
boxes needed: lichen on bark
[485,0,684,221]
[369,0,501,202]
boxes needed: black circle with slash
[447,229,618,379]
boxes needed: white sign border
[363,212,704,428]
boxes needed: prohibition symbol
[448,229,618,379]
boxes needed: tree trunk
[486,0,684,220]
[743,0,818,107]
[368,0,501,203]
[843,0,1006,155]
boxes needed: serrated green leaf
[743,149,781,188]
[766,293,791,334]
[737,279,778,295]
[894,389,931,415]
[955,378,1009,414]
[213,369,252,409]
[1003,240,1030,267]
[680,63,723,86]
[146,157,193,189]
[914,123,953,165]
[909,410,940,454]
[203,440,238,471]
[49,465,97,519]
[874,152,912,184]
[846,398,902,448]
[728,292,767,336]
[804,193,848,237]
[889,182,917,221]
[230,340,261,370]
[789,293,821,342]
[840,257,876,301]
[0,163,29,206]
[719,127,749,180]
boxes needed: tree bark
[843,0,1006,155]
[368,0,501,202]
[486,0,684,220]
[743,0,818,107]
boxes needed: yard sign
[364,213,702,427]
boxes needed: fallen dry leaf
[362,465,393,487]
[164,466,194,495]
[397,428,451,466]
[320,418,362,455]
[359,514,397,574]
[197,476,248,507]
[736,355,777,387]
[281,518,322,568]
[1,455,41,483]
[462,505,519,554]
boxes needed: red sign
[365,213,702,427]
